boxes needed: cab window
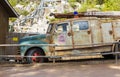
[56,23,69,32]
[73,21,89,31]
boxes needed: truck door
[101,22,114,42]
[53,22,73,50]
[72,20,92,48]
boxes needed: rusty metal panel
[113,21,120,40]
[91,20,102,44]
[101,22,114,42]
[55,45,112,56]
[72,20,92,48]
[53,22,73,50]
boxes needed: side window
[73,21,89,31]
[56,23,69,32]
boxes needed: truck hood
[19,34,47,44]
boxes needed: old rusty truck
[19,11,120,63]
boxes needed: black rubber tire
[102,53,115,59]
[26,48,45,63]
[101,50,117,59]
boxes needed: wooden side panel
[0,4,9,55]
[5,33,36,55]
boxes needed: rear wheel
[102,43,120,59]
[102,51,115,59]
[26,48,45,63]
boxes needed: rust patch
[109,30,113,35]
[68,32,72,36]
[87,30,91,34]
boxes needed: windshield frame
[47,23,55,34]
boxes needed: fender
[19,34,49,56]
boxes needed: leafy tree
[77,0,120,12]
[78,0,97,12]
[96,0,104,5]
[8,0,17,6]
[101,0,120,11]
[68,0,77,9]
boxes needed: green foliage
[19,1,29,6]
[8,0,17,6]
[21,11,29,16]
[96,0,104,5]
[9,0,120,15]
[78,0,97,12]
[50,18,67,22]
[9,0,33,16]
[64,10,69,13]
[101,0,120,11]
[9,18,17,22]
[77,0,120,12]
[68,0,77,2]
[68,0,77,9]
[78,3,88,12]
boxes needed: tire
[102,44,120,59]
[26,48,45,63]
[102,51,115,59]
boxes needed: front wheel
[26,48,45,63]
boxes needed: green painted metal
[19,34,49,56]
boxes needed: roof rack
[51,11,120,18]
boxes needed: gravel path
[0,62,120,77]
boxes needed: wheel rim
[31,51,41,62]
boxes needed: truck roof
[50,17,97,24]
[52,11,120,18]
[50,11,120,24]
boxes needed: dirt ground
[0,62,120,77]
